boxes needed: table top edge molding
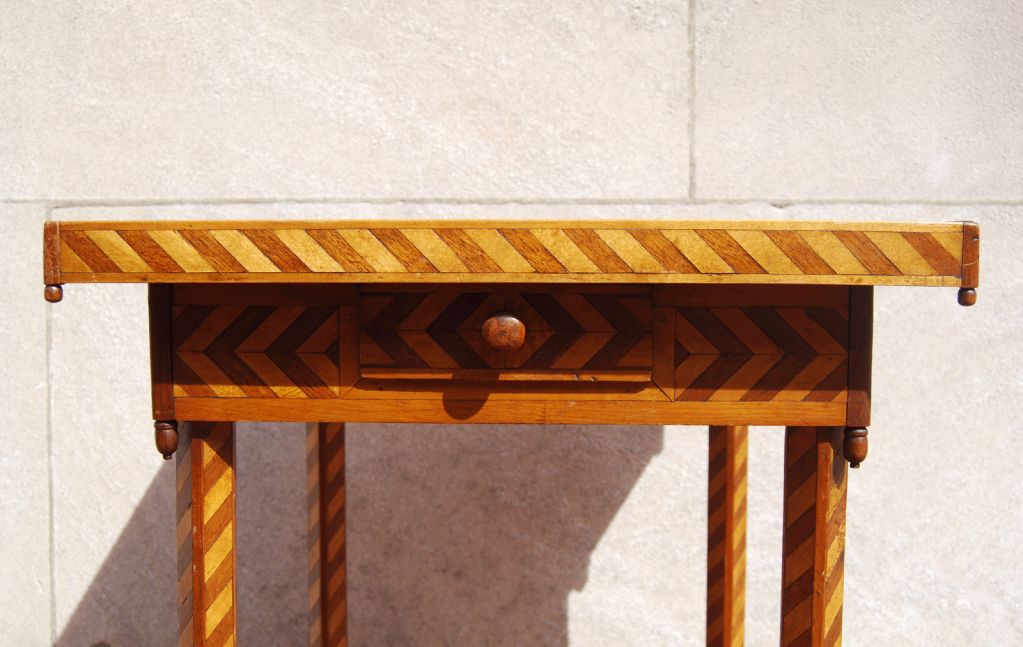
[42,219,979,296]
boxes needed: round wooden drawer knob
[481,312,526,353]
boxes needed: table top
[43,219,979,289]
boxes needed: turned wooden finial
[957,287,977,306]
[44,284,63,303]
[844,427,868,468]
[481,311,526,353]
[155,420,179,460]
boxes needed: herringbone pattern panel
[675,306,848,402]
[360,291,652,373]
[707,426,747,647]
[781,427,847,647]
[172,305,341,398]
[54,222,969,286]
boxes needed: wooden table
[43,219,979,647]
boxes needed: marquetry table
[43,219,979,647]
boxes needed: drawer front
[161,284,857,425]
[172,304,342,398]
[359,288,654,381]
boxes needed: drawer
[358,287,655,382]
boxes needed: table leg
[307,423,348,647]
[707,425,747,647]
[176,421,237,647]
[780,427,847,647]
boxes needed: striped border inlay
[707,426,747,647]
[781,427,847,647]
[307,423,347,647]
[48,221,974,288]
[306,426,323,647]
[177,422,237,647]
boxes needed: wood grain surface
[46,220,975,287]
[149,285,175,420]
[846,287,874,427]
[174,397,845,425]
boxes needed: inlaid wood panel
[674,305,848,403]
[359,288,655,381]
[45,220,976,287]
[781,427,847,647]
[707,426,747,647]
[177,422,237,647]
[172,304,341,398]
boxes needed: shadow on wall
[58,423,665,647]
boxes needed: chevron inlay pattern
[172,305,341,398]
[51,222,971,286]
[707,426,747,647]
[674,306,849,402]
[781,427,847,647]
[176,422,237,647]
[360,291,652,373]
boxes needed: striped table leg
[780,427,847,647]
[177,423,195,647]
[176,421,237,647]
[707,426,748,647]
[307,423,348,647]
